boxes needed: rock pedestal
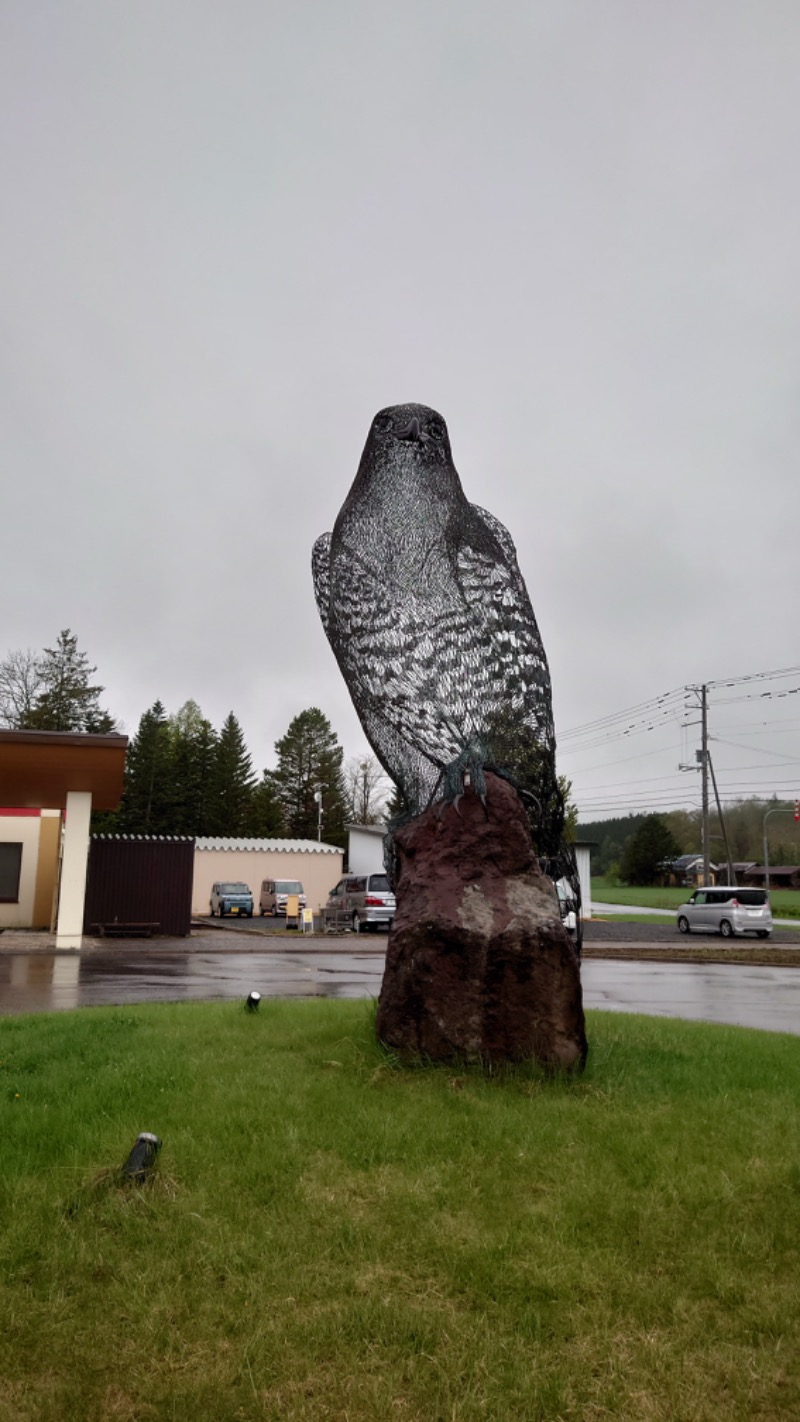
[376,773,586,1070]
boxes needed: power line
[711,685,800,706]
[559,689,685,741]
[562,666,800,743]
[711,737,800,763]
[559,742,683,774]
[707,663,800,689]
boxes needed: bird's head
[335,402,465,539]
[362,403,455,475]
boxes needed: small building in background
[192,837,344,916]
[347,823,386,876]
[659,854,719,888]
[0,729,127,947]
[743,864,800,890]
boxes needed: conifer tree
[244,772,285,837]
[619,814,681,886]
[207,712,256,837]
[113,701,174,834]
[168,700,218,835]
[22,629,116,732]
[272,708,346,845]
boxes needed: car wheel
[720,919,733,939]
[352,912,361,934]
[677,916,690,935]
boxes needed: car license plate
[231,907,240,915]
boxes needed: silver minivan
[325,873,396,933]
[676,886,772,939]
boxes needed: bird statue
[312,402,576,908]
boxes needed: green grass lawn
[593,877,800,919]
[2,1000,799,1421]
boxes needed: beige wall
[193,848,344,916]
[33,810,61,929]
[0,812,41,929]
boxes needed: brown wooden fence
[84,837,195,937]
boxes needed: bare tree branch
[343,754,391,825]
[0,648,44,728]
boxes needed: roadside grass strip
[1,1000,799,1421]
[592,878,800,920]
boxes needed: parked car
[325,873,396,932]
[210,882,254,918]
[259,879,307,916]
[676,886,772,939]
[555,877,577,935]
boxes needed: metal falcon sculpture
[313,402,573,888]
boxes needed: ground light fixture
[246,990,262,1012]
[122,1132,162,1183]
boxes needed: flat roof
[0,729,128,811]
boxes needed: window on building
[0,842,23,902]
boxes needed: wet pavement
[0,946,386,1015]
[1,942,799,1035]
[580,959,800,1035]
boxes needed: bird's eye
[373,413,394,433]
[428,419,446,441]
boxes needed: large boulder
[376,772,586,1070]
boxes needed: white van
[676,887,772,939]
[259,879,307,916]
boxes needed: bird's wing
[326,540,458,800]
[312,534,332,634]
[456,505,553,732]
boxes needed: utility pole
[707,750,735,885]
[680,684,709,881]
[700,684,710,887]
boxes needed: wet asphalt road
[1,931,799,1035]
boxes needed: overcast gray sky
[2,1,799,820]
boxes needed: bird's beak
[395,416,426,443]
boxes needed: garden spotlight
[246,991,261,1012]
[122,1132,161,1183]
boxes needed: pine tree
[244,772,285,837]
[620,815,681,886]
[272,708,346,845]
[113,701,174,834]
[207,712,256,837]
[168,700,218,835]
[22,629,116,733]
